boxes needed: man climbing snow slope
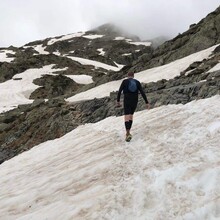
[117,72,150,142]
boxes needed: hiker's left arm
[138,82,149,104]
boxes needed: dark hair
[127,72,134,77]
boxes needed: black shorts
[123,93,138,115]
[124,102,137,115]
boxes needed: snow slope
[0,96,219,219]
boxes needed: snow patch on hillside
[128,41,152,46]
[0,50,15,62]
[53,50,61,56]
[66,55,122,71]
[83,34,104,39]
[114,37,126,40]
[113,37,151,47]
[207,62,220,72]
[122,53,132,56]
[97,48,105,56]
[47,32,85,45]
[0,65,67,113]
[22,45,49,55]
[67,74,93,84]
[33,45,49,55]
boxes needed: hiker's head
[127,72,134,78]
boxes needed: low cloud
[0,0,219,47]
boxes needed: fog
[0,0,219,47]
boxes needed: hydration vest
[128,79,137,92]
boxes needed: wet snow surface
[0,96,220,220]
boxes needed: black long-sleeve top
[117,78,149,104]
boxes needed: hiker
[116,72,150,142]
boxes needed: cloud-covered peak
[89,23,141,41]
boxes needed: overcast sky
[0,0,219,47]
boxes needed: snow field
[0,65,73,113]
[0,96,219,219]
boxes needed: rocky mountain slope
[0,7,220,164]
[131,5,220,72]
[0,24,153,99]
